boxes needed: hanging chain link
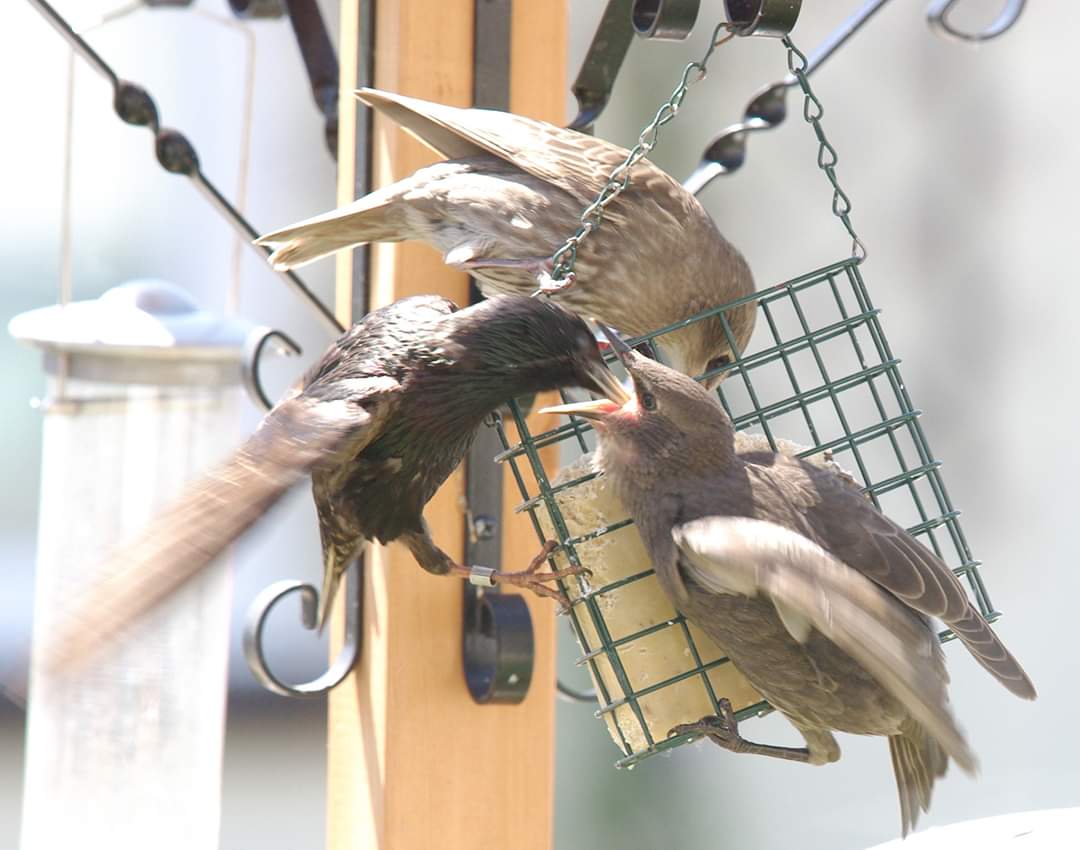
[536,21,737,293]
[784,36,867,262]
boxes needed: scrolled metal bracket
[241,326,302,411]
[926,0,1025,42]
[242,558,363,698]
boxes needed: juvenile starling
[255,87,755,387]
[49,294,629,665]
[543,338,1035,836]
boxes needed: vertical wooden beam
[328,2,567,849]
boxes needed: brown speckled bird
[48,295,628,666]
[255,88,755,387]
[544,339,1035,836]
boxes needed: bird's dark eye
[640,392,657,411]
[707,355,732,373]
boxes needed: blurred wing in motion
[672,515,977,775]
[45,380,397,672]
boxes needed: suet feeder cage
[499,259,1000,768]
[491,11,1003,764]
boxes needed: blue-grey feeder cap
[8,279,255,361]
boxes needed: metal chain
[783,36,868,262]
[537,21,737,292]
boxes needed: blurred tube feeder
[10,280,260,850]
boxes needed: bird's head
[449,295,628,404]
[540,323,735,479]
[658,309,751,392]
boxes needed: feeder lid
[8,279,254,361]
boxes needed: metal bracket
[283,0,340,157]
[227,0,340,156]
[462,0,535,706]
[569,0,635,131]
[242,558,363,698]
[241,326,302,411]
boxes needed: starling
[255,87,755,387]
[49,294,629,666]
[543,337,1035,836]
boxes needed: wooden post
[327,3,567,849]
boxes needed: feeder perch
[11,280,262,849]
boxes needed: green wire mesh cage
[491,256,999,768]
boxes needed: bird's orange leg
[670,699,813,764]
[448,540,586,606]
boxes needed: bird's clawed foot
[494,539,588,606]
[454,540,586,607]
[669,699,812,764]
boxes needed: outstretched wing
[45,379,398,671]
[672,515,976,773]
[356,87,631,194]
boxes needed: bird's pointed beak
[584,360,631,407]
[594,320,635,368]
[539,396,624,421]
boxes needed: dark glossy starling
[50,294,629,665]
[255,87,755,388]
[544,337,1035,837]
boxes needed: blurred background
[1,1,1077,847]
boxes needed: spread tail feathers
[255,187,408,271]
[889,725,954,837]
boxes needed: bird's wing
[356,87,629,193]
[44,378,399,671]
[790,467,1036,700]
[672,516,977,773]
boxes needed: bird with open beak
[255,88,754,388]
[542,326,1036,836]
[46,294,628,669]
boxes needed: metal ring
[241,326,302,411]
[242,558,362,698]
[926,0,1025,42]
[724,0,802,38]
[631,0,701,40]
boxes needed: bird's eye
[640,392,657,411]
[707,355,732,373]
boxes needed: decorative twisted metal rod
[26,0,343,338]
